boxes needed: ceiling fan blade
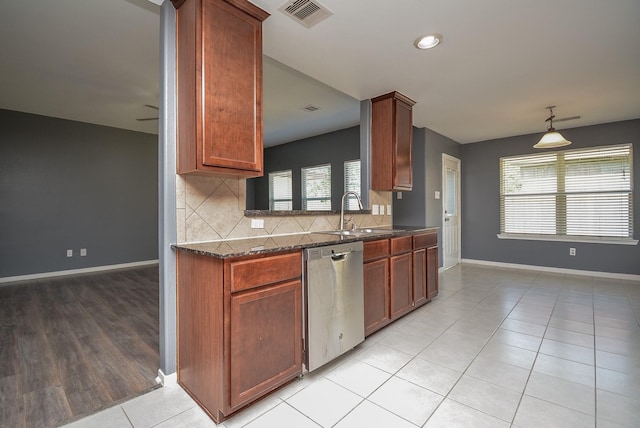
[136,117,158,121]
[553,115,581,123]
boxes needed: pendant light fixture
[534,106,572,149]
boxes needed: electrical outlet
[250,219,264,229]
[66,249,73,257]
[569,248,576,256]
[80,248,87,256]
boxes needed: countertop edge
[172,227,439,259]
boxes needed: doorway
[442,154,461,270]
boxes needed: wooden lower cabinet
[229,280,302,410]
[363,258,390,335]
[176,231,437,420]
[389,236,414,320]
[413,248,428,307]
[414,230,439,303]
[177,249,302,423]
[427,245,439,300]
[390,253,413,319]
[363,239,390,336]
[364,230,439,337]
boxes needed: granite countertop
[172,226,439,259]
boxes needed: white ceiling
[2,0,639,145]
[0,0,162,135]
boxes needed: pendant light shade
[534,106,572,149]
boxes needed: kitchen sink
[315,228,404,237]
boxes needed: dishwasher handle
[330,251,351,261]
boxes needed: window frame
[301,163,332,211]
[497,144,637,245]
[268,169,293,211]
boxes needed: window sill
[497,233,638,246]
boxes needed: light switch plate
[379,205,385,215]
[372,204,379,215]
[251,219,264,229]
[387,205,392,215]
[435,191,441,199]
[397,192,403,200]
[80,248,87,256]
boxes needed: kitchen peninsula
[170,0,435,421]
[174,227,438,423]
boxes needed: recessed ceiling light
[415,34,442,50]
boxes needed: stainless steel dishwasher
[303,241,364,371]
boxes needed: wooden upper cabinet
[174,0,269,177]
[371,91,416,191]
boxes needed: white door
[442,154,461,270]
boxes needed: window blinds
[302,164,331,210]
[344,159,361,210]
[269,170,292,210]
[500,144,633,239]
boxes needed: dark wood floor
[0,266,160,427]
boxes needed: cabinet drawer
[363,239,389,262]
[228,252,302,293]
[390,236,412,254]
[413,232,437,249]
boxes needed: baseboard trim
[0,260,160,284]
[156,369,177,387]
[461,259,640,282]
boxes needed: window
[269,170,292,210]
[302,164,331,210]
[344,159,361,210]
[500,144,633,240]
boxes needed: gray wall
[0,109,159,278]
[393,127,461,266]
[247,126,360,210]
[461,119,640,275]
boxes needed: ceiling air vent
[279,0,333,28]
[301,104,321,112]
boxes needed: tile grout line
[404,276,537,425]
[506,274,560,427]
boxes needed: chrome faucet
[340,191,364,231]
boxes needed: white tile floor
[64,264,640,428]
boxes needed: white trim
[0,260,159,284]
[156,369,177,386]
[461,258,640,281]
[497,233,638,246]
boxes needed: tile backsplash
[176,175,392,243]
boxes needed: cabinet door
[175,0,268,177]
[412,248,428,307]
[201,0,263,173]
[229,280,302,410]
[390,253,413,319]
[364,259,390,336]
[371,91,415,191]
[393,99,413,190]
[427,246,439,300]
